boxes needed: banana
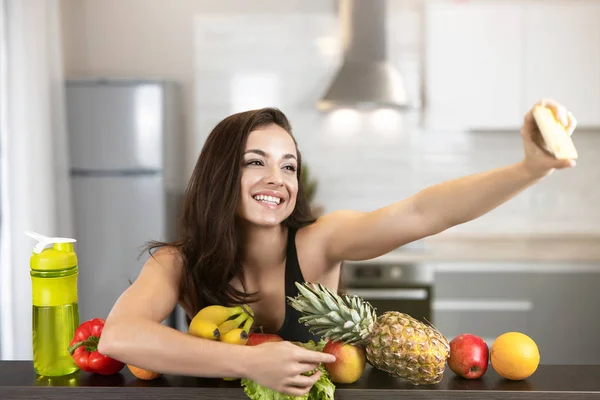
[218,312,249,335]
[241,315,254,334]
[191,305,245,325]
[241,304,255,318]
[221,328,249,346]
[221,312,254,382]
[188,319,220,340]
[189,304,255,342]
[220,328,249,380]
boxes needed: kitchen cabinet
[430,262,600,365]
[424,1,525,131]
[527,271,600,365]
[424,0,600,130]
[432,266,535,345]
[522,1,600,128]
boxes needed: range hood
[317,0,408,111]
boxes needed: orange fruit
[490,332,540,380]
[127,364,162,380]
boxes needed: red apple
[448,334,489,379]
[246,333,284,346]
[322,340,366,384]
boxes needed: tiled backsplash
[193,1,599,235]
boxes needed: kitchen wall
[59,0,600,235]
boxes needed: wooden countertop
[362,234,600,263]
[2,361,600,399]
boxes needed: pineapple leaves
[321,292,340,312]
[351,296,360,312]
[292,282,330,314]
[288,298,322,316]
[349,309,362,323]
[326,311,346,324]
[287,281,378,345]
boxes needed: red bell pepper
[67,318,124,375]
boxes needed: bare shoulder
[144,245,184,275]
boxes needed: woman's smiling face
[236,123,299,227]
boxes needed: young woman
[98,98,576,395]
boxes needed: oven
[340,261,434,324]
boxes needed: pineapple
[287,282,450,385]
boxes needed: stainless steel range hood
[317,0,408,111]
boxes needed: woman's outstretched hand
[243,340,336,397]
[521,98,577,178]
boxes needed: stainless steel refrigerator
[64,78,185,327]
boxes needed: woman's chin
[251,218,284,228]
[238,213,289,228]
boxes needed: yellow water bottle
[26,231,80,377]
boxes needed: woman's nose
[264,167,284,186]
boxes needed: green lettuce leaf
[308,364,335,400]
[240,340,336,400]
[241,378,310,400]
[293,340,328,352]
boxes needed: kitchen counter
[2,361,600,399]
[369,233,600,263]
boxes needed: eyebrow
[244,149,297,160]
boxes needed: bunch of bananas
[188,304,254,345]
[188,304,255,381]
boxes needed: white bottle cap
[24,231,77,254]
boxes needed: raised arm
[316,99,577,263]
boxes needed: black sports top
[275,227,323,343]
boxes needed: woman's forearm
[414,160,543,231]
[98,318,252,379]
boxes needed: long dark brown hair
[144,108,316,315]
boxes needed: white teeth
[253,194,281,205]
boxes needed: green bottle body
[31,265,80,377]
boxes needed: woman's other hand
[521,98,577,178]
[243,341,336,397]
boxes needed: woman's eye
[284,165,297,172]
[246,160,264,166]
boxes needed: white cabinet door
[523,1,600,128]
[424,1,525,131]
